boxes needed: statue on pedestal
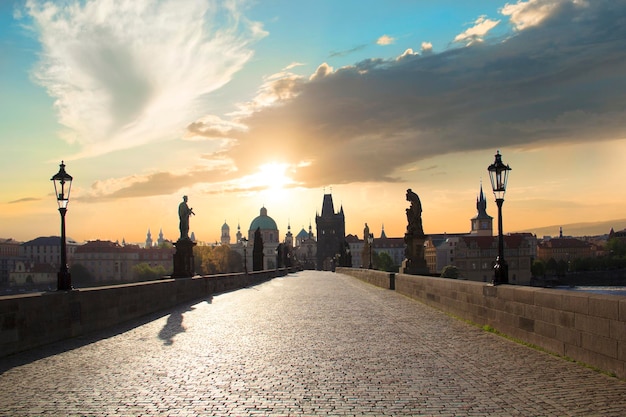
[401,189,429,275]
[173,196,196,278]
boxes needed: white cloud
[454,15,500,44]
[376,34,395,45]
[501,0,588,30]
[421,42,433,54]
[25,0,265,158]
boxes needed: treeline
[532,237,626,277]
[193,245,243,275]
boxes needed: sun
[253,162,293,191]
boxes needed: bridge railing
[337,267,626,380]
[0,269,292,357]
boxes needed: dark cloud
[81,167,234,202]
[329,44,368,58]
[8,197,41,204]
[225,0,626,187]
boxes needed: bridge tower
[315,193,346,270]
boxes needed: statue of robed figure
[172,195,196,278]
[178,195,195,240]
[401,188,429,275]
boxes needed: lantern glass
[488,151,511,200]
[51,161,73,210]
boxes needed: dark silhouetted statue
[405,188,424,236]
[253,227,264,271]
[401,189,428,275]
[172,195,196,278]
[178,195,194,240]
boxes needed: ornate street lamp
[488,151,512,285]
[368,233,374,269]
[241,237,248,274]
[51,161,73,291]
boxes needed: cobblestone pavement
[1,271,626,416]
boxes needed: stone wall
[337,268,395,290]
[337,268,626,379]
[0,270,287,357]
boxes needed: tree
[607,237,626,257]
[531,259,546,277]
[70,263,95,287]
[253,227,264,271]
[556,259,569,276]
[440,265,460,279]
[376,252,397,272]
[193,245,244,275]
[546,258,558,276]
[132,263,166,281]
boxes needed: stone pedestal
[400,233,429,275]
[172,238,196,278]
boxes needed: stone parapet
[337,267,626,379]
[0,269,290,357]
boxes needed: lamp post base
[57,270,72,291]
[492,257,509,285]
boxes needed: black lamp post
[51,161,73,291]
[488,151,512,285]
[241,238,248,274]
[368,233,374,269]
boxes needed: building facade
[454,233,537,284]
[0,238,22,290]
[221,221,231,245]
[21,236,79,269]
[248,207,280,271]
[73,240,173,284]
[294,225,317,269]
[536,236,598,263]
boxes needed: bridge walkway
[1,270,625,416]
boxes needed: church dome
[222,221,229,230]
[249,207,278,231]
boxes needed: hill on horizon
[515,218,626,238]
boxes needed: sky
[1,0,626,245]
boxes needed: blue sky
[1,0,626,243]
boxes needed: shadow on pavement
[0,296,213,374]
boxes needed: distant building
[21,236,79,269]
[248,207,280,270]
[372,225,405,268]
[145,229,153,248]
[537,235,598,263]
[8,261,56,290]
[609,227,626,243]
[470,185,493,236]
[73,240,173,283]
[284,223,294,249]
[316,193,346,270]
[425,235,463,274]
[0,238,22,288]
[294,224,317,269]
[221,221,231,245]
[423,184,536,284]
[345,234,363,268]
[454,233,537,284]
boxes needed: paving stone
[1,271,626,416]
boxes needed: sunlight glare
[254,162,293,190]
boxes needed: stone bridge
[1,270,625,416]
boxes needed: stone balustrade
[338,267,626,379]
[0,269,289,357]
